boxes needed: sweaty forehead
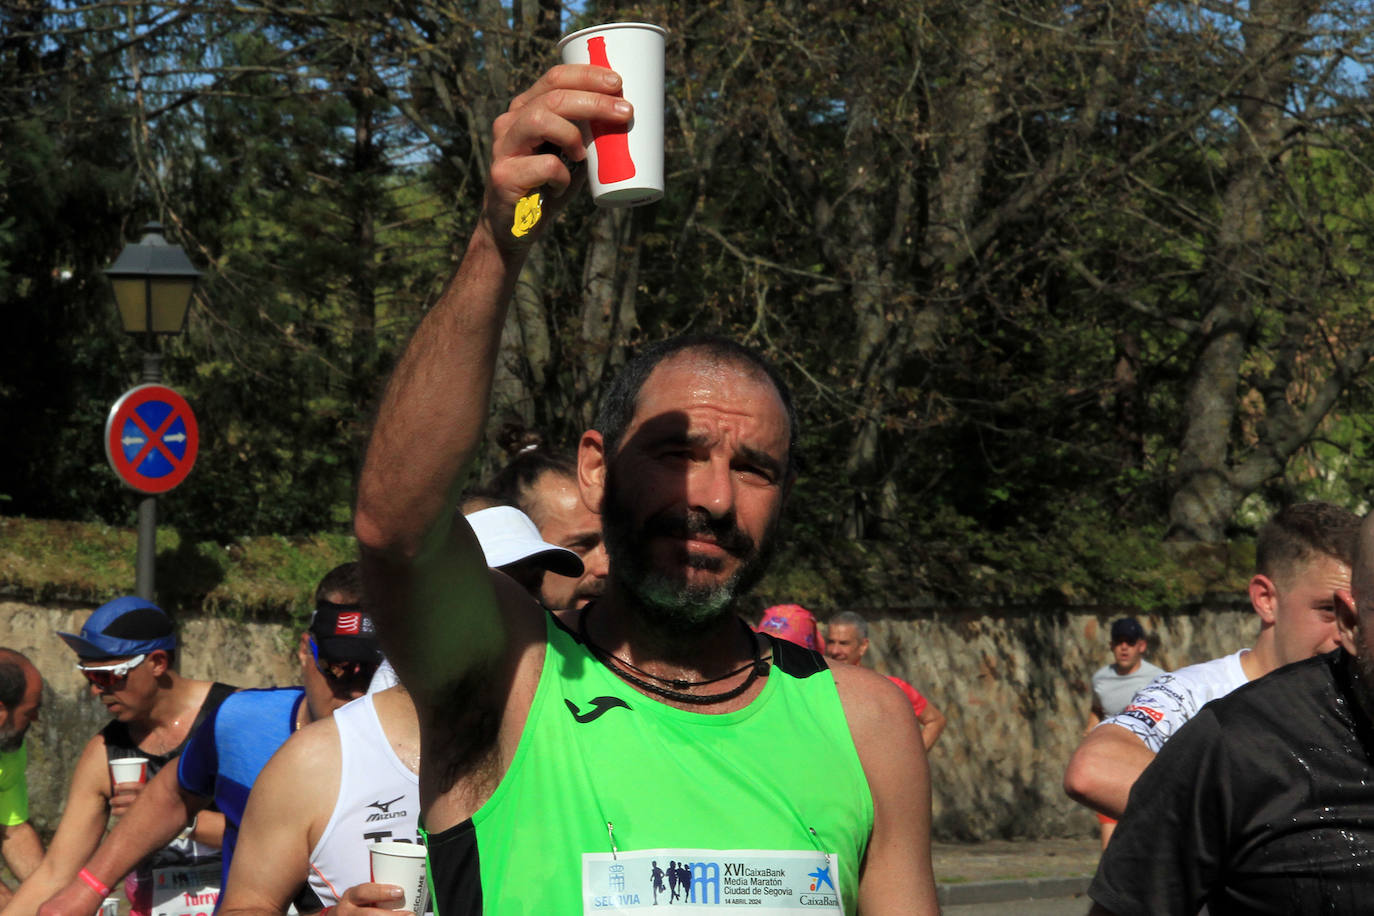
[1279,553,1351,593]
[633,352,789,434]
[525,470,577,519]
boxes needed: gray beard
[600,472,778,636]
[617,564,740,632]
[603,511,740,635]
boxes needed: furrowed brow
[737,444,783,479]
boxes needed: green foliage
[0,515,354,622]
[2,509,1250,617]
[754,500,1250,612]
[3,0,1374,599]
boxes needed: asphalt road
[943,893,1093,915]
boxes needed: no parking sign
[105,384,199,494]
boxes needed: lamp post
[104,222,201,600]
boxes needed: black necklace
[578,604,771,705]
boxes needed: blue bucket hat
[57,596,177,660]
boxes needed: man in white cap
[216,508,581,916]
[362,502,583,694]
[465,504,586,593]
[477,447,610,610]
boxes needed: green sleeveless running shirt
[422,612,874,914]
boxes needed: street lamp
[105,222,201,381]
[103,222,201,600]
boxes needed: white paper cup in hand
[109,757,148,785]
[370,841,429,913]
[557,22,666,208]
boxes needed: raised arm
[218,719,339,916]
[2,737,112,916]
[353,64,633,699]
[1063,722,1155,818]
[833,666,939,915]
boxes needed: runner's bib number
[150,863,220,916]
[582,848,843,913]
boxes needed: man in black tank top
[4,597,235,916]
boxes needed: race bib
[581,848,843,913]
[150,863,220,916]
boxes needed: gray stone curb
[937,876,1092,906]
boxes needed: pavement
[933,836,1100,909]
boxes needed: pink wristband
[78,868,110,898]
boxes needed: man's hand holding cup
[334,882,407,916]
[481,65,631,253]
[108,757,148,818]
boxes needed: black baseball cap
[308,600,382,663]
[1110,617,1146,644]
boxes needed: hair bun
[492,415,544,457]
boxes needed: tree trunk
[577,207,639,429]
[1166,0,1316,540]
[493,245,552,429]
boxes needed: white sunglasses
[75,654,148,687]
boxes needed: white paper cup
[109,757,148,785]
[369,841,429,913]
[558,22,666,208]
[100,897,120,916]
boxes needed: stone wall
[863,603,1257,839]
[1,599,299,837]
[0,597,1258,841]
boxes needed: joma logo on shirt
[565,696,631,724]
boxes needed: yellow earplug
[512,191,544,239]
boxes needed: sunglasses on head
[307,636,379,685]
[75,654,147,690]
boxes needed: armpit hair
[423,663,505,795]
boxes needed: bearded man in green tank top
[355,64,938,916]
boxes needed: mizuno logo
[565,696,631,723]
[368,795,405,814]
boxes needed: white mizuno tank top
[305,693,421,908]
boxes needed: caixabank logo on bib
[798,860,839,907]
[584,848,842,911]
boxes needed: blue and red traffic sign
[105,384,199,494]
